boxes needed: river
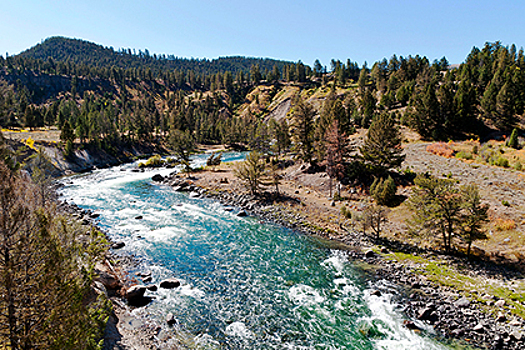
[59,153,455,350]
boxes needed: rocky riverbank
[150,171,525,350]
[58,200,181,350]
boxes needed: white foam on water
[193,333,220,348]
[178,284,206,299]
[141,226,187,242]
[362,284,447,350]
[322,255,345,275]
[333,277,349,286]
[288,284,325,306]
[224,321,255,339]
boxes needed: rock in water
[236,210,248,217]
[166,313,177,326]
[146,284,158,292]
[403,320,421,331]
[111,241,125,249]
[124,285,147,301]
[152,174,164,182]
[370,290,382,297]
[159,278,181,289]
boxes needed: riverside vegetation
[1,37,525,348]
[0,134,110,349]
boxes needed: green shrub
[502,200,510,207]
[491,156,509,168]
[370,176,397,206]
[455,151,473,160]
[340,205,352,219]
[145,155,164,167]
[166,157,181,165]
[515,161,522,171]
[64,139,74,158]
[507,128,519,149]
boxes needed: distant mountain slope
[18,36,293,75]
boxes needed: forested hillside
[0,38,523,160]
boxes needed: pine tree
[370,175,397,206]
[60,119,75,143]
[453,79,476,133]
[169,129,195,171]
[359,89,376,128]
[409,82,440,139]
[408,174,463,252]
[360,112,405,175]
[495,80,516,130]
[507,128,519,149]
[233,151,267,195]
[460,184,489,258]
[290,95,316,164]
[358,64,368,95]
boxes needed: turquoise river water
[59,153,455,350]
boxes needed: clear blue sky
[2,0,524,67]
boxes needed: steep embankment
[2,129,167,175]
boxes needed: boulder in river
[159,278,181,289]
[135,215,143,220]
[146,284,158,292]
[166,313,177,326]
[403,320,421,331]
[111,241,125,250]
[236,210,248,217]
[370,290,382,297]
[124,285,147,301]
[90,212,101,219]
[152,174,164,182]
